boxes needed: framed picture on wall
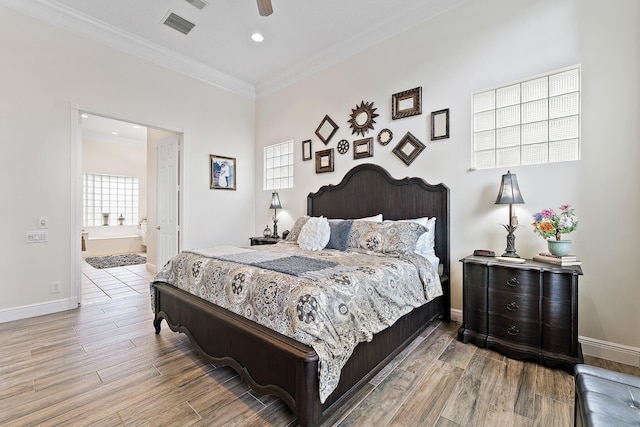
[210,154,236,190]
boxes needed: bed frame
[153,163,450,427]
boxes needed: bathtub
[83,225,146,257]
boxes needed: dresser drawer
[489,315,539,347]
[488,289,539,320]
[489,267,539,296]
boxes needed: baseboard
[450,308,462,324]
[452,309,639,368]
[579,335,640,367]
[146,262,157,274]
[0,297,78,323]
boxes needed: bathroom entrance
[76,111,181,304]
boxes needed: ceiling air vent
[184,0,208,10]
[162,12,195,35]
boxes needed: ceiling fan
[257,0,273,16]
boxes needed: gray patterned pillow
[286,216,310,242]
[348,221,427,255]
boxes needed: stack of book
[532,252,582,266]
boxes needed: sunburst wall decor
[348,101,378,137]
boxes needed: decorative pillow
[297,216,331,251]
[386,217,436,256]
[325,220,354,251]
[348,221,427,255]
[286,216,309,241]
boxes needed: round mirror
[377,129,393,146]
[348,101,379,137]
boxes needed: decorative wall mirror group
[303,86,449,173]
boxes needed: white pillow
[297,216,331,251]
[332,213,383,222]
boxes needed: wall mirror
[315,115,339,145]
[302,139,312,161]
[431,108,450,140]
[348,101,378,137]
[315,148,334,173]
[377,128,393,146]
[392,132,425,166]
[353,137,373,160]
[392,87,422,120]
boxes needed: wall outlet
[38,217,49,229]
[26,231,48,243]
[50,281,61,293]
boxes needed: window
[83,173,139,226]
[264,140,294,190]
[472,66,580,169]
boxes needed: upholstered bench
[574,364,640,426]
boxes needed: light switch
[39,217,49,229]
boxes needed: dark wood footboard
[153,281,445,427]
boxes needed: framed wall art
[348,101,378,137]
[210,154,236,190]
[392,132,425,166]
[431,108,450,140]
[315,148,334,173]
[315,115,339,145]
[353,137,373,160]
[392,87,422,120]
[302,139,312,161]
[377,128,393,146]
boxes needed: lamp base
[502,229,519,258]
[271,222,279,239]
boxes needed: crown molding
[0,0,256,99]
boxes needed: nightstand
[458,255,583,371]
[249,237,281,246]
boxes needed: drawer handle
[507,325,520,336]
[506,301,519,311]
[506,277,519,287]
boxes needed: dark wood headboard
[307,163,450,296]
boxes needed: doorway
[72,108,182,305]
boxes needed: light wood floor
[1,291,638,427]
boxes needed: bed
[152,163,450,427]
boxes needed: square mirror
[392,132,425,165]
[315,115,339,145]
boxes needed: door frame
[70,104,184,304]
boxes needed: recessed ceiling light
[133,125,141,129]
[111,132,119,135]
[81,114,89,118]
[251,32,264,43]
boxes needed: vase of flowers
[532,204,578,256]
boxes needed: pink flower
[540,208,555,219]
[560,204,571,211]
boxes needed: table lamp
[495,171,525,257]
[269,192,282,238]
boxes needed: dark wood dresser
[249,237,281,246]
[458,255,583,371]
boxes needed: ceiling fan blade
[257,0,273,16]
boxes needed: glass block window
[264,140,294,190]
[472,67,581,169]
[83,173,139,226]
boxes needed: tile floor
[81,255,156,304]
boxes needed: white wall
[0,7,255,319]
[255,0,640,362]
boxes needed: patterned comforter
[152,241,442,402]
